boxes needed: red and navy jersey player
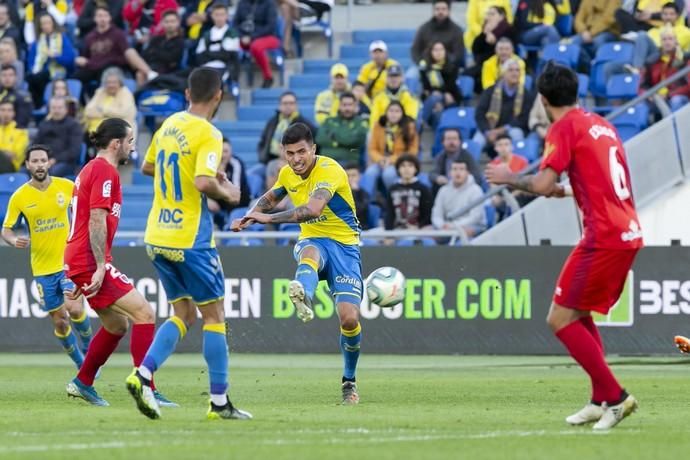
[486,62,640,431]
[63,118,168,409]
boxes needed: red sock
[580,316,605,354]
[555,320,623,404]
[77,327,123,386]
[131,323,156,389]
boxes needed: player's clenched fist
[13,236,30,248]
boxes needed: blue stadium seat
[432,107,476,155]
[360,238,380,246]
[605,73,640,100]
[462,140,482,161]
[359,171,376,197]
[247,173,264,198]
[456,75,474,101]
[577,73,589,98]
[0,173,28,192]
[237,106,277,121]
[123,78,137,94]
[485,204,496,228]
[396,238,437,247]
[42,79,82,106]
[137,90,186,131]
[121,198,152,218]
[0,190,11,222]
[290,73,333,88]
[118,217,148,231]
[122,185,154,201]
[223,237,264,246]
[215,121,266,137]
[613,125,641,142]
[539,42,580,69]
[367,203,381,229]
[524,74,533,91]
[513,137,541,163]
[293,9,333,58]
[555,14,574,36]
[252,87,321,104]
[303,58,412,75]
[352,29,416,44]
[418,172,432,189]
[610,103,649,142]
[277,222,300,246]
[339,43,410,60]
[131,170,153,185]
[590,42,634,97]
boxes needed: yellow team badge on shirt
[56,192,66,208]
[543,142,555,158]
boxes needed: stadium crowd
[0,0,689,245]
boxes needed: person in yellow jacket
[571,0,620,59]
[355,40,399,99]
[0,100,29,171]
[369,64,420,129]
[615,0,669,35]
[647,2,690,52]
[481,37,526,91]
[314,63,351,125]
[23,0,69,45]
[464,0,513,50]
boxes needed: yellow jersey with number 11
[144,111,222,249]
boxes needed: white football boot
[288,280,314,322]
[593,394,638,430]
[566,403,604,425]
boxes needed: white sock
[138,366,153,381]
[210,393,228,406]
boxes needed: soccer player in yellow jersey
[1,145,93,368]
[232,122,364,405]
[126,68,252,421]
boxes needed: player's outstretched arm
[230,188,285,231]
[247,189,332,225]
[1,228,29,248]
[485,164,564,197]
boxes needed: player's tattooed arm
[486,164,562,197]
[88,208,108,267]
[267,188,332,223]
[252,188,285,213]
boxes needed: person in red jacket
[645,26,690,112]
[123,0,179,46]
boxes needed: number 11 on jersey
[157,149,183,201]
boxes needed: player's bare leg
[547,303,637,429]
[338,301,361,405]
[49,305,84,368]
[198,300,252,420]
[674,335,690,353]
[64,295,93,354]
[290,245,319,322]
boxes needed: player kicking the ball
[232,122,364,405]
[486,62,643,430]
[64,118,173,407]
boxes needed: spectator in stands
[384,154,432,231]
[489,133,533,219]
[137,9,185,86]
[0,37,23,87]
[647,2,690,52]
[123,0,179,48]
[208,137,250,228]
[369,64,420,129]
[26,13,76,107]
[77,0,125,37]
[571,0,619,59]
[464,0,513,51]
[82,67,137,135]
[258,91,315,164]
[73,7,154,99]
[314,63,351,125]
[430,128,483,191]
[615,0,677,35]
[356,40,399,100]
[410,0,465,70]
[645,26,690,112]
[234,0,280,88]
[344,163,371,229]
[0,65,33,128]
[481,37,526,91]
[515,0,560,47]
[276,0,298,57]
[419,41,462,130]
[468,6,516,91]
[431,158,486,237]
[528,95,550,141]
[474,59,535,155]
[0,100,28,171]
[365,100,419,190]
[195,3,240,83]
[351,81,371,120]
[0,4,21,50]
[51,78,79,117]
[22,0,68,45]
[183,0,215,44]
[33,97,83,176]
[265,149,286,191]
[315,92,368,166]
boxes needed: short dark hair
[0,99,13,107]
[343,162,360,171]
[490,5,507,17]
[352,81,365,88]
[94,5,110,15]
[0,63,15,73]
[450,157,468,168]
[282,122,313,145]
[187,67,222,103]
[537,61,579,108]
[222,137,231,145]
[495,133,512,143]
[25,144,51,161]
[280,90,297,102]
[161,9,179,19]
[89,118,131,150]
[339,91,356,103]
[432,0,451,7]
[395,154,419,175]
[210,1,228,12]
[442,127,462,141]
[662,2,679,13]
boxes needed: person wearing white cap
[355,39,399,99]
[314,63,352,125]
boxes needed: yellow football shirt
[2,177,73,276]
[272,156,360,245]
[144,111,222,249]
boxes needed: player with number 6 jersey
[486,62,642,431]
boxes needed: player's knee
[134,304,155,324]
[338,307,359,331]
[64,299,83,318]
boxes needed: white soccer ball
[366,266,406,308]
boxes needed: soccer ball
[366,267,406,308]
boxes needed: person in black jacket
[33,97,83,177]
[209,138,251,228]
[410,0,465,67]
[77,0,125,37]
[430,128,483,193]
[234,0,281,88]
[0,4,21,50]
[385,154,432,232]
[257,91,315,164]
[345,163,371,229]
[419,41,462,131]
[137,9,185,86]
[473,58,535,158]
[0,64,33,128]
[514,0,561,47]
[195,3,240,84]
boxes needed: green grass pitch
[1,353,689,460]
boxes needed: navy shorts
[35,271,75,312]
[147,245,225,305]
[293,238,363,305]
